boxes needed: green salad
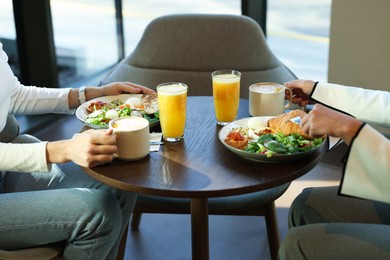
[85,99,159,127]
[245,132,324,158]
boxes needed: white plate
[76,94,159,129]
[218,116,327,163]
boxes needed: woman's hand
[69,82,155,109]
[284,79,316,107]
[300,104,363,145]
[100,82,156,96]
[46,129,118,167]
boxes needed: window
[267,0,331,82]
[51,0,120,87]
[6,0,331,88]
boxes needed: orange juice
[212,71,241,125]
[157,83,188,142]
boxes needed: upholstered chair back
[101,14,297,98]
[0,115,19,143]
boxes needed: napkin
[150,132,163,152]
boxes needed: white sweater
[0,42,73,173]
[312,83,390,203]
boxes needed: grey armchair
[0,115,128,260]
[101,14,297,260]
[0,115,64,260]
[0,116,127,260]
[0,242,63,260]
[101,14,296,98]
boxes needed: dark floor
[33,115,344,260]
[122,160,342,260]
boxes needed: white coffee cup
[109,116,150,161]
[249,82,292,116]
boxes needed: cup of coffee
[249,82,292,116]
[109,116,150,161]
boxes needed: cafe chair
[101,13,297,99]
[0,115,65,260]
[101,14,298,260]
[0,242,64,260]
[0,116,126,260]
[0,115,128,260]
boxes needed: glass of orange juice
[211,70,241,125]
[157,82,188,142]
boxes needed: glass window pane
[51,0,119,87]
[122,0,241,56]
[0,0,20,77]
[267,0,331,82]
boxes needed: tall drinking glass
[157,82,188,142]
[211,70,241,125]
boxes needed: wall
[328,0,390,91]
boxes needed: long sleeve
[1,42,71,173]
[312,83,390,126]
[0,142,50,172]
[312,82,390,203]
[9,85,74,116]
[339,125,390,203]
[1,42,73,130]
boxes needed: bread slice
[267,110,311,139]
[141,93,159,114]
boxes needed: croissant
[267,110,311,139]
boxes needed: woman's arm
[285,80,390,126]
[285,79,390,203]
[300,104,363,145]
[10,81,155,115]
[312,83,390,126]
[10,86,73,115]
[46,129,117,168]
[0,142,49,172]
[68,82,156,109]
[340,124,390,203]
[0,129,118,172]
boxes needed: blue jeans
[0,162,136,260]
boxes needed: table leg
[191,198,209,260]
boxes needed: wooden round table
[82,96,327,260]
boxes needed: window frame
[12,0,266,88]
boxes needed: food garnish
[84,95,159,127]
[224,110,324,157]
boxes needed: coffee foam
[251,85,283,93]
[111,117,148,131]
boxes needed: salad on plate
[76,94,159,129]
[225,126,324,158]
[220,110,326,162]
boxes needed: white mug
[249,82,292,116]
[109,116,150,161]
